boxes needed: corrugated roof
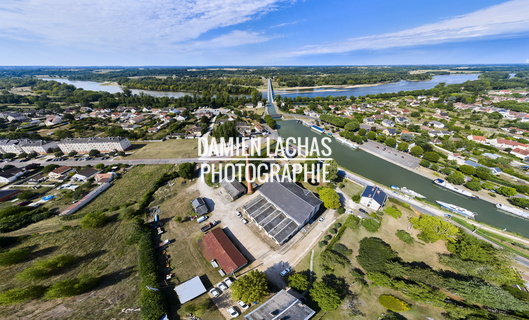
[198,228,247,274]
[174,276,207,304]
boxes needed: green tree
[212,120,238,141]
[44,275,99,299]
[357,237,399,273]
[0,248,31,266]
[310,281,343,311]
[397,142,409,151]
[410,145,424,157]
[0,286,47,305]
[231,270,269,304]
[459,164,477,175]
[497,186,517,197]
[318,187,341,209]
[395,230,414,244]
[94,163,105,170]
[446,171,465,185]
[288,273,310,292]
[367,131,377,140]
[423,151,440,162]
[54,151,64,158]
[482,181,495,190]
[420,159,430,167]
[385,137,397,148]
[410,215,460,243]
[178,162,195,179]
[68,150,77,157]
[464,180,482,191]
[16,254,77,281]
[324,159,338,182]
[80,211,108,228]
[376,134,386,143]
[264,115,277,129]
[344,120,360,132]
[88,149,100,157]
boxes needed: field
[295,205,450,319]
[125,139,198,159]
[149,179,224,319]
[0,165,178,320]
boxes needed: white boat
[400,187,426,199]
[436,201,476,218]
[433,179,479,199]
[335,137,359,149]
[495,203,529,220]
[311,125,324,134]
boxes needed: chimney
[245,150,253,195]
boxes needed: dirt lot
[125,139,198,159]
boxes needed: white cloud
[172,30,274,52]
[0,0,291,50]
[270,19,306,28]
[288,0,529,56]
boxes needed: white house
[360,185,387,211]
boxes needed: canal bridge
[265,78,282,119]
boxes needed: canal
[277,120,529,238]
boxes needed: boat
[433,179,479,199]
[311,125,324,134]
[436,201,476,218]
[335,137,359,149]
[301,121,311,127]
[390,185,400,190]
[495,203,529,220]
[400,187,426,199]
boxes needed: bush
[0,248,31,266]
[80,211,109,228]
[333,243,352,256]
[333,222,342,228]
[337,207,345,215]
[319,240,328,247]
[378,295,410,312]
[384,206,402,219]
[16,254,77,281]
[288,273,310,292]
[361,218,381,232]
[330,228,338,234]
[357,237,399,273]
[352,194,361,203]
[0,286,47,305]
[396,230,414,244]
[325,235,332,241]
[347,215,360,230]
[44,275,99,299]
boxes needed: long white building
[0,139,58,154]
[57,137,131,154]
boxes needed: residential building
[0,167,24,184]
[360,185,387,211]
[19,139,58,154]
[0,189,21,202]
[381,119,395,127]
[220,179,246,201]
[191,197,209,215]
[244,289,315,320]
[72,168,99,182]
[394,117,409,125]
[198,228,248,275]
[44,115,63,126]
[242,179,322,245]
[48,166,72,181]
[94,173,115,184]
[428,121,445,129]
[511,148,529,160]
[57,137,131,154]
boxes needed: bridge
[265,78,281,119]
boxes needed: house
[174,276,207,304]
[360,185,387,211]
[488,138,529,150]
[0,168,24,184]
[428,121,445,129]
[94,173,115,184]
[394,117,409,125]
[0,189,21,201]
[198,228,248,275]
[191,197,209,215]
[242,179,322,245]
[464,160,502,175]
[244,289,316,320]
[48,166,72,181]
[44,115,63,126]
[220,179,246,201]
[428,130,452,137]
[511,148,529,160]
[28,174,46,184]
[71,168,98,182]
[467,135,487,143]
[383,128,398,136]
[381,119,394,127]
[363,117,375,125]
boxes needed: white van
[197,216,209,223]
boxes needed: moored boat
[400,187,426,199]
[433,179,478,199]
[335,137,359,149]
[311,125,324,134]
[436,201,476,218]
[495,203,529,220]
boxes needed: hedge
[378,294,410,312]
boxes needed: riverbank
[271,82,385,91]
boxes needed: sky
[0,0,529,66]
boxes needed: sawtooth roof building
[242,180,322,245]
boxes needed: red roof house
[198,228,247,275]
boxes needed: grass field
[0,165,181,319]
[148,179,224,320]
[295,207,449,319]
[125,139,198,159]
[339,179,364,198]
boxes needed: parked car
[217,282,228,291]
[209,288,220,297]
[318,216,325,222]
[280,268,291,277]
[227,307,239,318]
[237,300,249,310]
[241,218,248,224]
[235,210,242,217]
[223,277,233,287]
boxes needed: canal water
[277,74,480,98]
[277,120,529,238]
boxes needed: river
[277,120,529,238]
[276,74,480,98]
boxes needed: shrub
[396,230,414,244]
[0,248,31,266]
[0,286,47,305]
[44,275,99,299]
[378,294,410,312]
[333,243,352,256]
[384,206,402,219]
[16,254,77,281]
[352,194,361,203]
[333,222,342,228]
[288,273,310,292]
[80,211,109,228]
[325,235,332,241]
[357,237,399,273]
[347,215,360,230]
[361,218,381,232]
[330,228,338,234]
[337,207,345,215]
[319,240,328,247]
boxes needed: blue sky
[0,0,528,66]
